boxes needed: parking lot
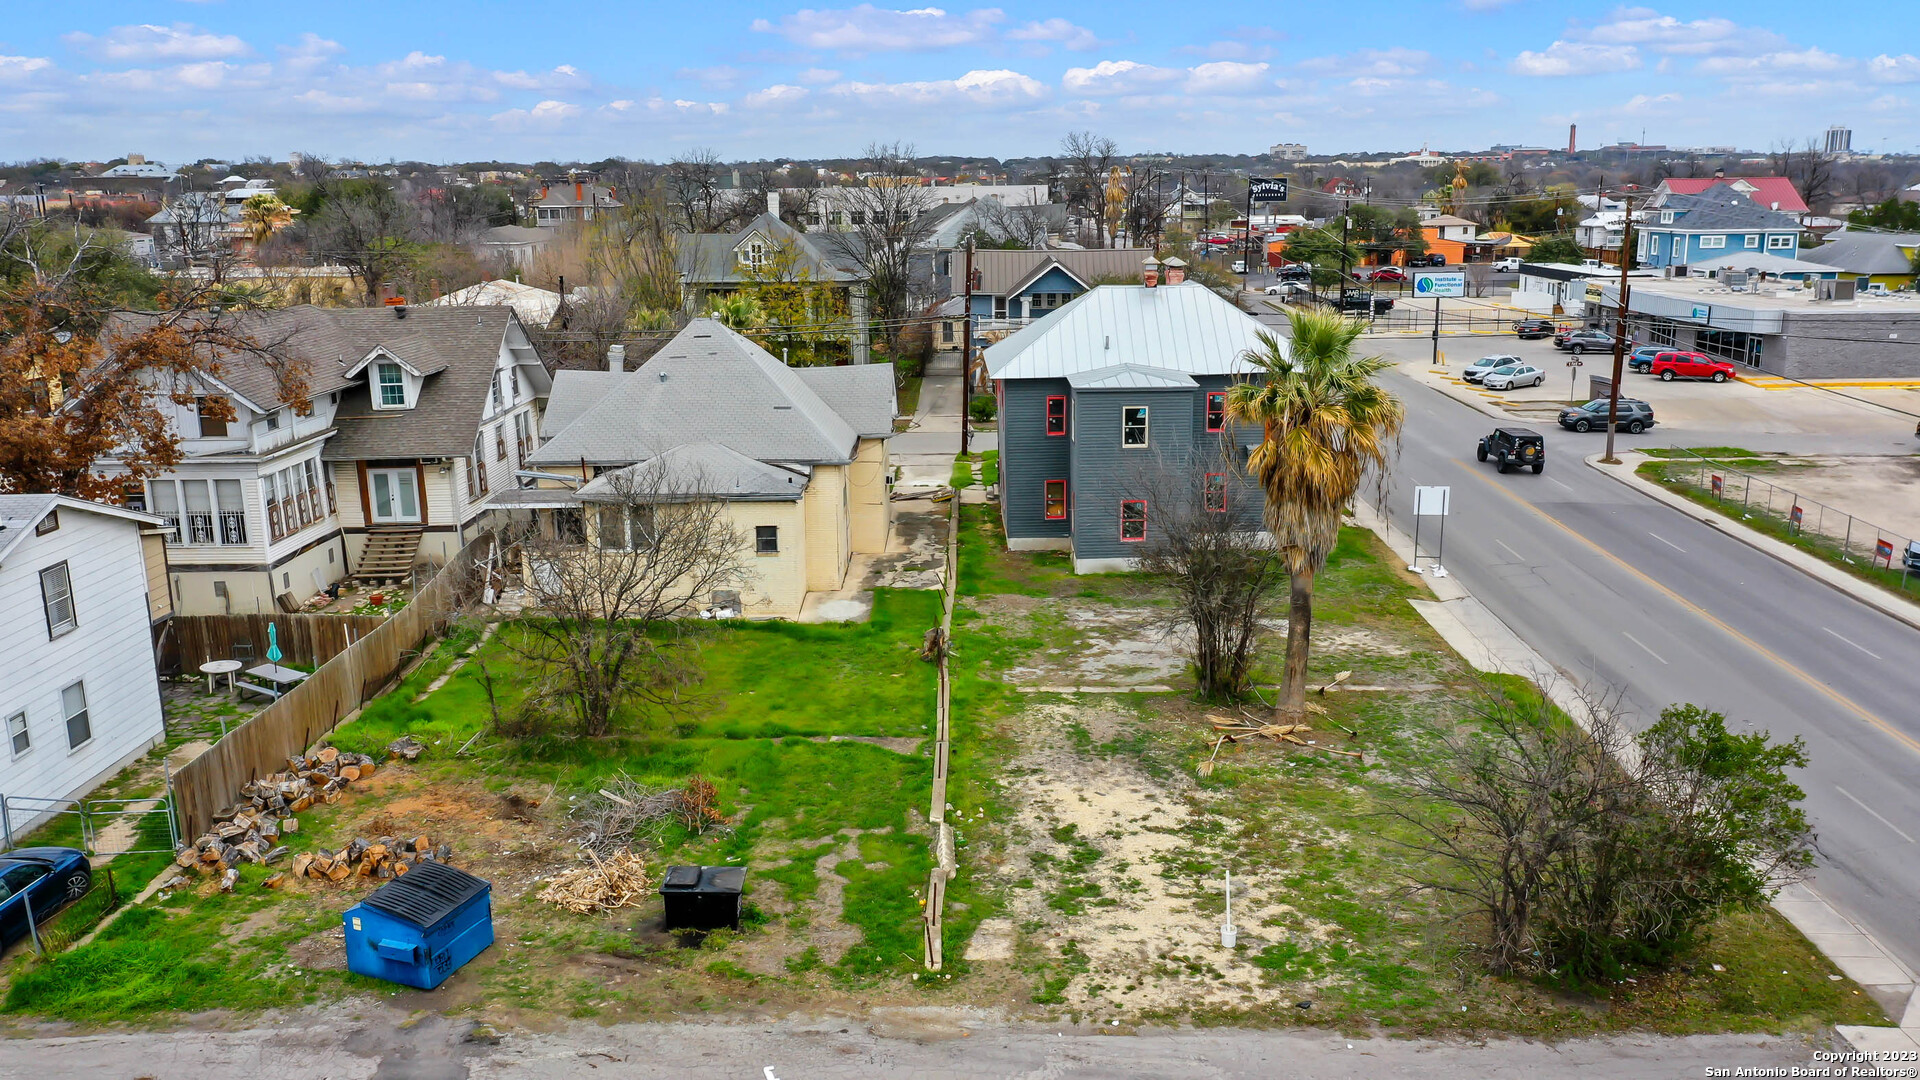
[1379,334,1920,451]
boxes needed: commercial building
[1587,276,1920,379]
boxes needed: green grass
[1638,459,1920,604]
[950,456,976,490]
[1640,446,1775,460]
[896,375,923,419]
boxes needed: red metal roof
[1660,176,1807,214]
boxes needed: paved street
[0,1007,1842,1079]
[1350,333,1920,1002]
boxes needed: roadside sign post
[1789,504,1803,534]
[1413,272,1466,370]
[1410,485,1452,578]
[1875,538,1895,568]
[1565,357,1584,400]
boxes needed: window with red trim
[1045,395,1066,435]
[1043,479,1067,520]
[1203,473,1227,512]
[1120,499,1147,541]
[1206,391,1226,432]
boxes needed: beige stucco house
[497,319,894,618]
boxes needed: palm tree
[238,193,294,248]
[707,292,764,331]
[1226,308,1404,717]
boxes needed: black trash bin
[660,865,745,931]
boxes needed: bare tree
[1769,140,1837,214]
[503,461,750,739]
[822,141,939,351]
[665,148,729,233]
[973,196,1055,249]
[153,191,242,282]
[1122,164,1170,250]
[1131,453,1283,700]
[308,179,419,304]
[1058,131,1117,247]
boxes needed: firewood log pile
[173,744,449,884]
[538,850,650,913]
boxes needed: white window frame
[375,362,408,409]
[1122,405,1149,448]
[40,562,77,638]
[1699,234,1727,249]
[1767,234,1794,250]
[5,711,27,759]
[1744,234,1760,249]
[61,681,91,752]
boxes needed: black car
[1410,253,1448,267]
[1476,427,1546,474]
[1274,265,1313,283]
[0,847,92,948]
[1514,318,1556,339]
[1558,397,1656,434]
[1333,290,1394,315]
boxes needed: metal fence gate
[1,780,180,859]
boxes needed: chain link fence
[1652,447,1920,595]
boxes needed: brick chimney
[1162,257,1187,285]
[1142,256,1161,288]
[575,181,584,203]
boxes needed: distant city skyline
[0,2,1914,163]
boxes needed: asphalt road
[1364,349,1920,982]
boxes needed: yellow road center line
[1452,458,1920,757]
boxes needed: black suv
[1558,397,1655,433]
[1514,318,1556,339]
[1409,253,1448,267]
[1476,427,1546,474]
[1275,264,1313,283]
[1333,290,1394,315]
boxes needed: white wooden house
[0,496,171,829]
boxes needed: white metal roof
[984,282,1275,382]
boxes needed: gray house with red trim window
[982,259,1278,573]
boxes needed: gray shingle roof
[1066,364,1198,390]
[1656,191,1802,234]
[530,318,882,467]
[792,365,897,436]
[540,370,628,438]
[1801,231,1920,275]
[577,443,808,502]
[985,282,1274,382]
[318,307,528,461]
[677,214,858,286]
[972,248,1154,296]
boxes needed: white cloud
[64,23,249,62]
[1185,61,1270,94]
[1460,0,1518,9]
[175,61,236,90]
[0,55,53,81]
[742,83,809,108]
[1621,91,1680,113]
[1300,47,1431,77]
[829,68,1045,106]
[1510,41,1640,76]
[1006,17,1097,51]
[1583,8,1782,57]
[1868,54,1920,83]
[1696,47,1849,76]
[490,99,584,127]
[797,67,843,84]
[1062,59,1182,95]
[750,5,1005,52]
[1177,40,1272,61]
[495,65,588,90]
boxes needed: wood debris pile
[290,834,452,884]
[174,744,420,882]
[1200,711,1363,775]
[539,850,651,913]
[568,773,729,857]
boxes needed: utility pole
[960,238,974,458]
[1339,189,1352,308]
[1242,176,1254,295]
[1601,189,1639,464]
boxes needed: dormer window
[739,239,767,270]
[377,362,406,407]
[1661,210,1675,224]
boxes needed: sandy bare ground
[0,1002,1843,1079]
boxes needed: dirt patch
[806,735,925,755]
[988,700,1340,1013]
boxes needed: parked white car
[1463,355,1523,383]
[1483,363,1546,390]
[1263,282,1309,297]
[1492,257,1522,272]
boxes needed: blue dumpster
[342,862,493,989]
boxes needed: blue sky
[1,2,1914,163]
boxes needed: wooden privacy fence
[171,534,493,841]
[173,614,388,671]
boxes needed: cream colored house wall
[549,496,811,617]
[170,536,343,615]
[847,437,892,554]
[802,464,851,592]
[141,531,173,621]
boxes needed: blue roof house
[1636,191,1804,269]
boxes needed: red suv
[1650,352,1736,383]
[1362,266,1408,283]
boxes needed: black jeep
[1476,427,1546,474]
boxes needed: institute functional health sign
[1413,271,1466,297]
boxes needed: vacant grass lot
[3,590,950,1023]
[926,504,1886,1036]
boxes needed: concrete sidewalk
[1351,496,1918,1043]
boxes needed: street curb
[1350,499,1918,1030]
[1393,361,1563,425]
[1584,453,1920,638]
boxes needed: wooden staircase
[352,527,424,586]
